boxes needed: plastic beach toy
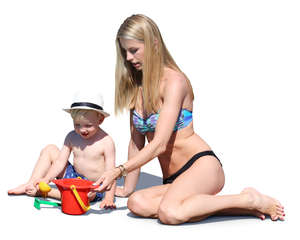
[52,178,98,215]
[34,198,61,210]
[39,181,51,198]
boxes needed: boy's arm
[115,110,145,197]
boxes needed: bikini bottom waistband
[163,150,222,185]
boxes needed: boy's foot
[242,187,285,221]
[8,183,29,195]
[25,184,39,196]
[8,183,38,196]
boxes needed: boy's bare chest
[71,142,105,161]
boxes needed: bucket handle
[70,185,90,212]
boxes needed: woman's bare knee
[127,191,146,214]
[127,191,153,217]
[158,202,187,225]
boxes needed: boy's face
[73,111,103,139]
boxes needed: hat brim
[63,106,110,118]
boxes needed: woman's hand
[93,168,120,193]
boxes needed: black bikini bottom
[163,150,222,185]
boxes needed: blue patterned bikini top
[132,109,193,135]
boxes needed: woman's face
[119,38,145,71]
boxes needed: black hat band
[71,102,103,111]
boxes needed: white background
[0,0,299,239]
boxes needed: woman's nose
[126,51,133,61]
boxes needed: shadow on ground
[117,171,162,190]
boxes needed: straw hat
[63,90,110,117]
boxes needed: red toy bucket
[52,178,97,215]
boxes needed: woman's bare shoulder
[164,67,186,80]
[162,67,188,92]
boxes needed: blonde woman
[93,14,285,224]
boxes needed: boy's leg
[46,188,62,200]
[8,144,60,196]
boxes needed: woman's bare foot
[242,187,285,221]
[8,183,38,197]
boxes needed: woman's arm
[115,110,145,197]
[100,136,117,208]
[94,73,188,192]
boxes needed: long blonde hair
[115,14,194,114]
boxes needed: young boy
[8,91,116,209]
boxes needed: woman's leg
[127,184,169,218]
[215,187,285,221]
[8,144,61,196]
[157,156,285,224]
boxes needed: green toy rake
[34,198,61,210]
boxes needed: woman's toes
[260,214,266,220]
[278,208,284,214]
[258,213,266,220]
[276,205,283,211]
[271,214,279,221]
[277,210,285,220]
[252,210,266,220]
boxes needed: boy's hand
[33,178,50,188]
[99,199,116,209]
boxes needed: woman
[94,14,285,224]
